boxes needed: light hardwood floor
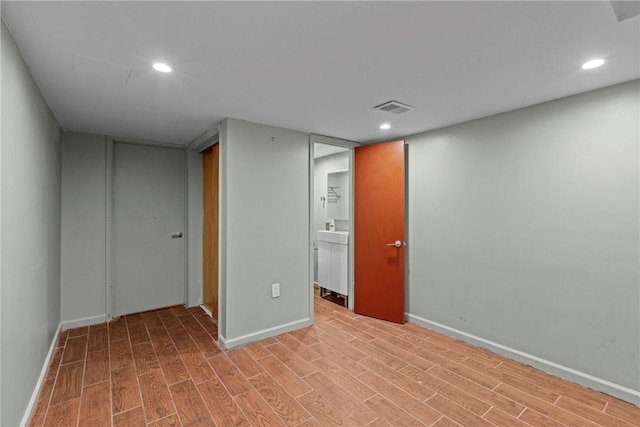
[28,290,639,426]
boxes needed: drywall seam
[18,325,61,427]
[406,312,640,406]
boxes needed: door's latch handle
[386,240,403,248]
[172,232,183,239]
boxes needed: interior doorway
[313,141,352,308]
[202,144,219,319]
[310,136,407,325]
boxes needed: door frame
[186,128,220,319]
[201,143,220,318]
[309,134,359,317]
[105,136,188,320]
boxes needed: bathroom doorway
[311,136,357,310]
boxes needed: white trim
[19,325,61,427]
[60,315,107,330]
[188,125,219,153]
[310,133,359,148]
[406,313,640,406]
[308,137,316,324]
[218,318,313,350]
[183,149,189,307]
[309,134,359,313]
[110,135,186,150]
[347,147,355,310]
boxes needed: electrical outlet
[271,283,280,298]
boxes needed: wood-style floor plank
[357,370,441,425]
[180,351,215,384]
[555,396,636,427]
[208,354,253,396]
[495,383,599,426]
[27,291,640,427]
[88,324,108,351]
[110,338,134,370]
[198,378,251,427]
[148,414,181,427]
[45,347,63,380]
[132,342,161,376]
[250,373,312,426]
[50,361,84,405]
[111,364,142,414]
[227,347,265,378]
[78,380,111,427]
[427,365,526,417]
[84,348,110,386]
[234,389,287,427]
[60,335,88,365]
[128,320,151,345]
[141,311,164,329]
[156,344,190,385]
[398,364,491,416]
[113,406,147,427]
[296,390,348,427]
[257,355,313,398]
[303,371,378,426]
[43,399,80,427]
[69,326,89,337]
[109,318,129,342]
[363,394,425,427]
[138,369,176,423]
[606,400,640,425]
[483,407,531,427]
[169,379,214,427]
[425,394,494,427]
[313,358,376,402]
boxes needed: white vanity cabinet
[317,230,349,296]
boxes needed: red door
[354,140,405,323]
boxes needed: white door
[113,142,186,316]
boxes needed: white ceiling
[2,1,638,145]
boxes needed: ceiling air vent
[374,100,414,115]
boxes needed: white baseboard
[20,324,61,427]
[60,314,107,330]
[218,318,313,350]
[405,313,640,407]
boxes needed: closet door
[113,142,186,316]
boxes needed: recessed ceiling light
[380,123,391,130]
[580,58,606,70]
[153,62,172,73]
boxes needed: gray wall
[219,118,311,347]
[61,132,106,323]
[406,80,639,400]
[1,22,61,426]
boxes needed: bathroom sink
[317,230,349,244]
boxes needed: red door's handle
[386,240,402,248]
